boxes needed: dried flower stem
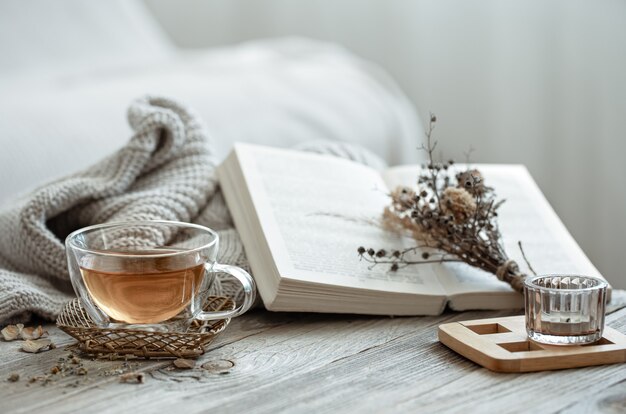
[518,241,537,276]
[419,113,442,209]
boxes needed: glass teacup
[65,220,256,331]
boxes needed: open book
[217,144,607,315]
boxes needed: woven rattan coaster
[56,296,235,359]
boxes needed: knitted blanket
[0,96,385,324]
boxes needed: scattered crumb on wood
[119,372,145,384]
[7,339,146,388]
[28,375,52,385]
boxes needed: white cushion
[0,38,421,205]
[0,0,173,79]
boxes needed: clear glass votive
[524,275,607,345]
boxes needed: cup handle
[195,263,257,320]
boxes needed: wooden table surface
[2,306,626,414]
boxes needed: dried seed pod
[441,187,477,224]
[200,359,234,373]
[173,359,195,369]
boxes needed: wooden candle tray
[438,315,626,372]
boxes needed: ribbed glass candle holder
[524,275,607,345]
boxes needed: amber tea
[80,251,205,324]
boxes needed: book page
[383,164,604,298]
[233,144,446,296]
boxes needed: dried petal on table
[21,325,46,340]
[21,339,53,353]
[1,324,24,341]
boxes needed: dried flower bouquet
[358,115,534,292]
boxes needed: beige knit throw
[0,95,385,324]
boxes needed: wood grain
[1,307,626,414]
